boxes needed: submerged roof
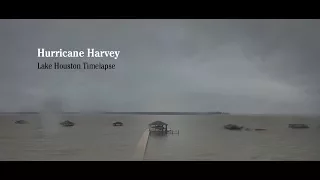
[113,121,123,124]
[149,121,168,126]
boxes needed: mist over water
[40,99,63,137]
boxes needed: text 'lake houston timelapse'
[37,62,115,71]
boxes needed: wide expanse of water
[0,114,320,161]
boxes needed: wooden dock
[132,129,150,161]
[149,128,179,135]
[166,129,179,134]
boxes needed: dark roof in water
[113,121,123,124]
[149,121,168,126]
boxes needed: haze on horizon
[1,19,320,115]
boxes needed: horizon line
[0,112,319,116]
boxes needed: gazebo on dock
[149,121,168,133]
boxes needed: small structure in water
[224,124,243,130]
[14,120,28,124]
[254,128,267,131]
[288,124,309,129]
[60,120,75,127]
[113,121,123,126]
[244,127,267,131]
[149,121,179,134]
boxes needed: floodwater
[0,114,320,161]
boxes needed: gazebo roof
[149,121,168,126]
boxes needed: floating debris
[288,124,309,129]
[60,120,75,127]
[225,125,267,131]
[14,120,28,124]
[113,121,123,126]
[224,124,243,130]
[244,127,267,131]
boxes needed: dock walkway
[132,129,150,161]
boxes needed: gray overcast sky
[1,19,320,114]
